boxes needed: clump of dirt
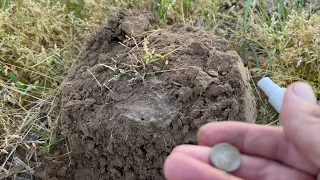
[51,11,255,180]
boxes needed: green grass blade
[241,0,253,65]
[246,40,260,68]
[243,0,253,31]
[1,0,10,9]
[241,38,248,65]
[8,72,18,83]
[245,38,272,69]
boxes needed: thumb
[281,82,320,167]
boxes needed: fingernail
[293,83,316,103]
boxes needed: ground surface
[2,1,320,179]
[34,11,256,180]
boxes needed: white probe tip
[257,77,280,98]
[257,77,286,113]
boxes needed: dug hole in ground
[39,11,256,180]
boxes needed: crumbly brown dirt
[40,11,256,180]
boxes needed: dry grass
[0,0,106,177]
[1,0,320,178]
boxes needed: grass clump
[0,0,105,176]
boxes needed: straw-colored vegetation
[1,0,320,177]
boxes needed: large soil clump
[59,11,255,180]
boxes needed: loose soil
[39,11,256,180]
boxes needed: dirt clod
[53,11,255,180]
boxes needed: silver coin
[210,143,241,173]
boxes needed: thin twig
[65,139,72,167]
[0,82,49,103]
[267,119,279,126]
[145,68,187,75]
[0,145,18,173]
[132,36,140,50]
[96,64,116,71]
[0,164,24,179]
[13,157,34,174]
[103,84,116,95]
[119,42,129,48]
[87,69,102,87]
[127,29,164,54]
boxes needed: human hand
[164,82,320,180]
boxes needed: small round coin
[210,143,241,173]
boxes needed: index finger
[197,122,318,175]
[164,153,243,180]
